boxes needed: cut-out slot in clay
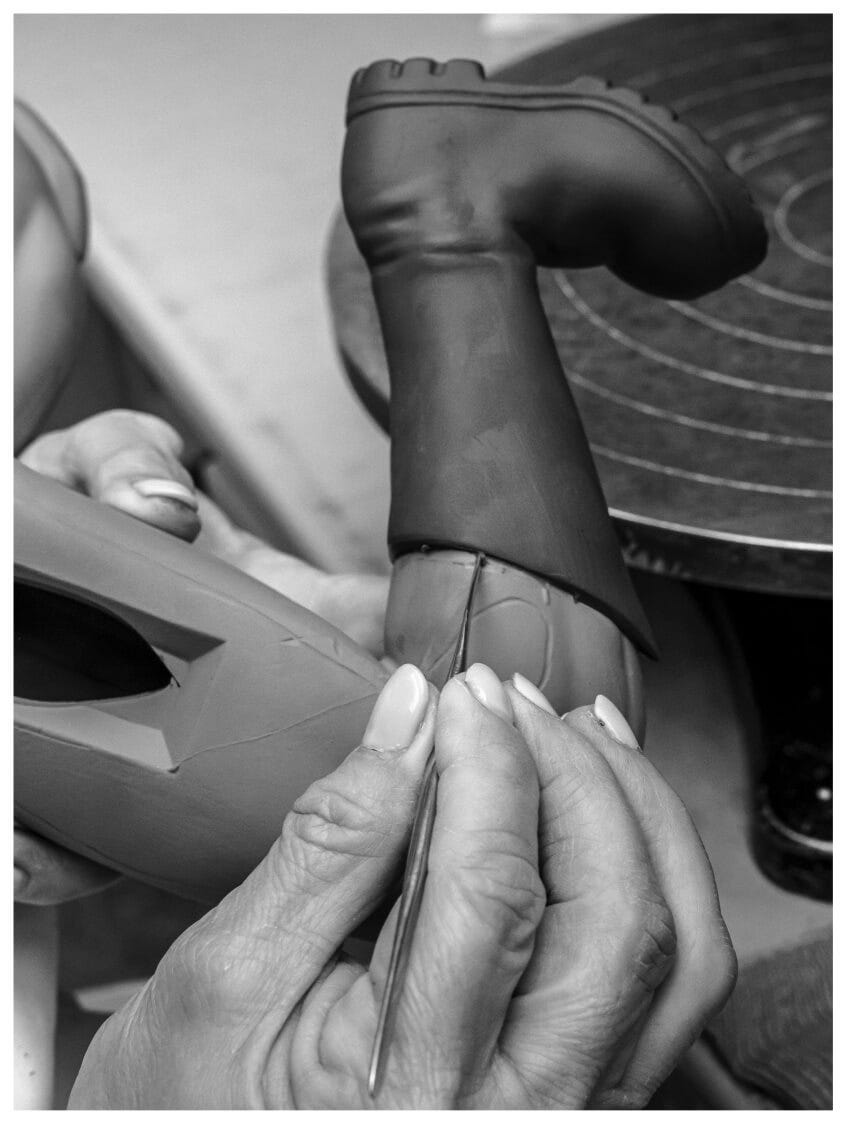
[14,582,172,703]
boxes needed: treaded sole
[345,58,766,267]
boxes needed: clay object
[386,549,645,740]
[15,101,89,451]
[342,59,768,656]
[14,463,388,902]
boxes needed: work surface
[329,13,833,596]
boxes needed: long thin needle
[367,552,485,1097]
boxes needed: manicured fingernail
[465,663,513,723]
[363,664,429,751]
[134,478,199,510]
[593,694,639,749]
[511,672,557,715]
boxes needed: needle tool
[367,551,485,1097]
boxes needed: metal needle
[367,552,485,1097]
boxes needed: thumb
[200,664,436,1008]
[19,409,200,541]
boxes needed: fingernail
[465,663,513,723]
[593,694,639,749]
[511,672,556,715]
[134,478,199,510]
[363,664,429,751]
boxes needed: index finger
[371,673,545,1102]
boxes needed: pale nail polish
[593,694,639,750]
[465,663,514,723]
[511,672,557,715]
[363,664,429,751]
[134,478,199,510]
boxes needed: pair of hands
[68,661,735,1108]
[18,409,735,1108]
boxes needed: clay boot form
[14,463,387,902]
[342,59,767,718]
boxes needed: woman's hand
[19,409,202,541]
[69,664,735,1108]
[18,409,389,655]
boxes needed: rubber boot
[342,58,767,720]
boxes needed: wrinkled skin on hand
[17,410,734,1108]
[69,670,736,1109]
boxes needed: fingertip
[437,674,477,721]
[464,662,514,723]
[564,700,643,753]
[436,674,532,789]
[133,478,199,510]
[509,671,557,715]
[594,694,640,750]
[101,483,202,542]
[362,663,430,752]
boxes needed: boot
[342,58,767,715]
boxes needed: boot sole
[346,58,766,269]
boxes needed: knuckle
[98,408,178,443]
[448,847,546,957]
[282,772,389,869]
[77,410,186,474]
[133,412,187,457]
[697,921,738,1011]
[157,922,269,1021]
[598,886,677,992]
[71,410,137,450]
[593,1081,655,1110]
[18,428,62,467]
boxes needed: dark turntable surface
[327,13,832,596]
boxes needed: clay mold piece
[14,464,387,902]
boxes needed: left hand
[19,408,389,656]
[19,408,202,542]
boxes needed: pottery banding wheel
[328,13,832,597]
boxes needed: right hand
[496,681,737,1106]
[70,665,735,1108]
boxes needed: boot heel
[347,56,488,120]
